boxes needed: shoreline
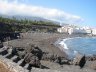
[55,36,96,59]
[1,32,96,72]
[54,37,82,60]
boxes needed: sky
[0,0,96,27]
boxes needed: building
[57,26,68,33]
[92,29,96,35]
[57,25,92,35]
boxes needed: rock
[25,44,35,53]
[11,47,17,55]
[29,55,41,67]
[0,55,29,72]
[79,55,86,68]
[73,53,86,68]
[31,46,43,60]
[24,53,41,68]
[25,45,42,67]
[86,55,96,61]
[42,53,47,60]
[73,53,83,65]
[1,49,8,55]
[24,53,33,63]
[16,47,25,59]
[11,47,26,59]
[0,42,3,48]
[56,56,62,65]
[7,47,12,53]
[17,51,25,59]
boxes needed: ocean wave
[56,37,85,59]
[58,37,75,50]
[59,40,68,49]
[58,37,84,50]
[55,37,96,59]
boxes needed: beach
[1,32,96,72]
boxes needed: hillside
[0,16,61,33]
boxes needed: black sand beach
[1,32,96,72]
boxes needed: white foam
[56,37,96,59]
[59,37,83,49]
[58,37,80,50]
[58,37,75,50]
[58,37,81,56]
[59,39,68,50]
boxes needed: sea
[57,37,96,59]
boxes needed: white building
[67,28,73,35]
[57,26,68,33]
[74,28,91,34]
[92,29,96,35]
[57,25,92,35]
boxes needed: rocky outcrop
[9,44,43,68]
[79,55,86,68]
[73,53,86,68]
[0,42,3,48]
[0,56,29,72]
[86,55,96,61]
[73,53,83,65]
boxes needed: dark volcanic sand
[3,32,96,72]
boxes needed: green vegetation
[0,16,60,33]
[0,16,60,26]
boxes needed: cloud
[0,0,84,25]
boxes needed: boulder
[56,56,62,65]
[11,47,17,55]
[24,53,32,63]
[29,55,41,67]
[79,55,86,68]
[17,51,25,59]
[24,53,41,68]
[73,53,86,68]
[31,46,43,60]
[7,47,12,53]
[73,53,83,65]
[23,44,43,68]
[16,47,25,59]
